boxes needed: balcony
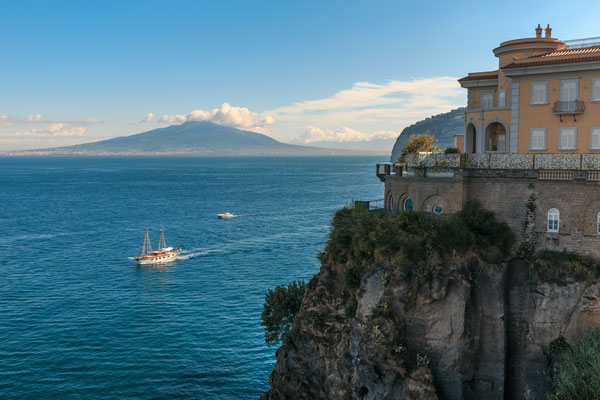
[553,101,585,121]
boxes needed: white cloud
[27,113,44,122]
[141,113,155,123]
[299,126,399,143]
[1,122,87,137]
[158,103,276,134]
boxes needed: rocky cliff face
[263,254,600,400]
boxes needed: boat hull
[132,249,181,265]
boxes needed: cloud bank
[299,126,399,144]
[155,103,275,134]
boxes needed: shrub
[345,303,357,318]
[549,335,571,357]
[444,147,460,154]
[485,245,505,265]
[345,264,366,289]
[372,301,389,318]
[311,313,325,327]
[416,353,430,368]
[549,329,600,400]
[398,133,441,162]
[536,250,600,282]
[516,242,536,264]
[458,202,514,256]
[261,280,307,347]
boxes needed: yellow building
[457,25,600,154]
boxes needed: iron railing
[553,101,585,114]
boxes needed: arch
[386,191,394,211]
[484,119,510,153]
[403,197,414,212]
[465,123,477,154]
[547,208,560,233]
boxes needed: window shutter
[594,81,600,101]
[593,128,600,149]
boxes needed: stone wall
[402,153,600,171]
[385,172,600,258]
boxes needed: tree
[399,132,441,162]
[261,280,307,346]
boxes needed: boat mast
[159,225,166,250]
[142,225,152,256]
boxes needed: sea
[0,156,383,400]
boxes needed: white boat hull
[132,249,181,265]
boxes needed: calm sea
[0,156,383,399]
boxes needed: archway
[465,123,477,153]
[485,122,508,152]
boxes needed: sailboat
[129,225,182,265]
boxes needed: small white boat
[217,212,237,219]
[129,225,181,265]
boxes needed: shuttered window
[559,128,577,150]
[591,128,600,150]
[531,82,547,105]
[530,128,546,150]
[593,79,600,102]
[482,93,493,109]
[498,90,506,107]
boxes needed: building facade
[378,26,600,258]
[457,25,600,155]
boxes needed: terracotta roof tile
[503,47,600,69]
[458,70,499,82]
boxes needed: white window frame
[560,79,579,102]
[547,208,560,233]
[559,127,577,150]
[530,128,547,151]
[593,79,600,102]
[481,92,494,109]
[498,90,506,108]
[531,82,548,105]
[591,127,600,150]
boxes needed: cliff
[390,108,465,162]
[262,205,600,400]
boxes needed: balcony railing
[553,101,585,114]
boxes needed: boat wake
[177,248,224,260]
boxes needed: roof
[503,46,600,69]
[458,70,499,82]
[498,38,564,47]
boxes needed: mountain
[390,107,465,162]
[11,121,364,156]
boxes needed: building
[456,25,600,155]
[377,26,600,258]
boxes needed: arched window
[547,208,560,233]
[403,198,413,212]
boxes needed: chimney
[535,24,543,38]
[545,24,552,38]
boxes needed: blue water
[0,156,383,399]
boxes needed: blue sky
[2,0,600,151]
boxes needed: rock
[263,256,600,399]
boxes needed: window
[482,93,493,109]
[530,128,546,150]
[591,128,600,150]
[403,198,413,212]
[561,79,578,102]
[597,212,600,235]
[433,205,443,215]
[593,79,600,102]
[531,82,547,105]
[498,90,506,108]
[559,127,577,150]
[547,208,560,233]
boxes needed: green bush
[261,280,307,347]
[516,242,535,264]
[398,133,441,162]
[536,250,600,282]
[549,330,600,400]
[444,147,460,154]
[345,264,366,289]
[320,202,515,277]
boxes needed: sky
[2,0,600,152]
